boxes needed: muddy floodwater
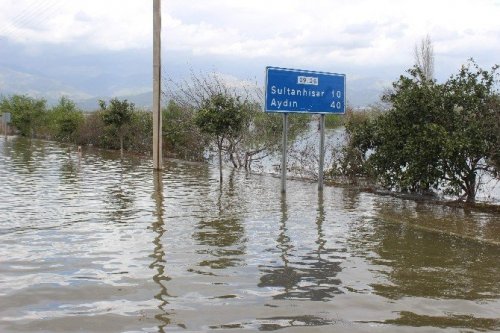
[1,137,499,333]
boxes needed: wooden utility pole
[153,0,162,170]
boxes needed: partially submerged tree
[47,96,84,142]
[99,98,134,156]
[194,93,250,182]
[0,94,46,137]
[166,71,309,171]
[439,61,499,201]
[343,60,499,202]
[162,100,205,161]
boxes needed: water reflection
[258,194,297,293]
[59,157,80,184]
[340,188,362,211]
[383,311,500,332]
[258,192,343,301]
[370,221,500,300]
[368,198,500,301]
[1,137,500,333]
[150,171,172,330]
[194,171,246,270]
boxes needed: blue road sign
[265,67,346,114]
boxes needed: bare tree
[414,34,435,81]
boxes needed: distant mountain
[1,64,387,111]
[347,76,389,107]
[0,65,155,111]
[75,91,154,111]
[0,66,92,101]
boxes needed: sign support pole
[318,114,325,191]
[281,113,288,193]
[153,0,162,170]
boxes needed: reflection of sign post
[265,67,346,192]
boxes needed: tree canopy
[195,93,251,182]
[0,94,46,137]
[99,98,135,155]
[345,60,499,202]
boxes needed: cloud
[0,0,150,50]
[0,0,498,107]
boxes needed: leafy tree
[0,94,46,137]
[330,108,380,182]
[194,93,250,182]
[47,96,84,142]
[126,110,153,154]
[374,67,446,194]
[439,61,499,201]
[99,98,134,156]
[345,60,499,202]
[163,100,205,161]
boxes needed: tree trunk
[120,135,124,158]
[217,141,223,183]
[465,172,476,203]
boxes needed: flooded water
[1,137,499,333]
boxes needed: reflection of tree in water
[59,157,80,184]
[103,163,137,224]
[340,188,361,211]
[383,311,500,332]
[369,221,500,300]
[8,137,46,174]
[258,192,343,301]
[193,170,246,270]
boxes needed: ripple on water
[0,138,499,333]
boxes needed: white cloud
[0,0,499,104]
[0,0,150,50]
[1,0,498,68]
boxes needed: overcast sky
[0,0,499,107]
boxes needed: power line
[0,0,62,41]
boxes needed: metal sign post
[281,113,288,193]
[265,67,345,192]
[318,114,325,191]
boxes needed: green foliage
[46,97,84,142]
[324,114,344,129]
[0,94,46,137]
[126,110,153,153]
[438,61,499,200]
[329,109,381,181]
[76,111,106,147]
[163,101,205,161]
[194,93,251,181]
[99,98,135,153]
[195,93,250,142]
[344,60,499,202]
[99,98,134,129]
